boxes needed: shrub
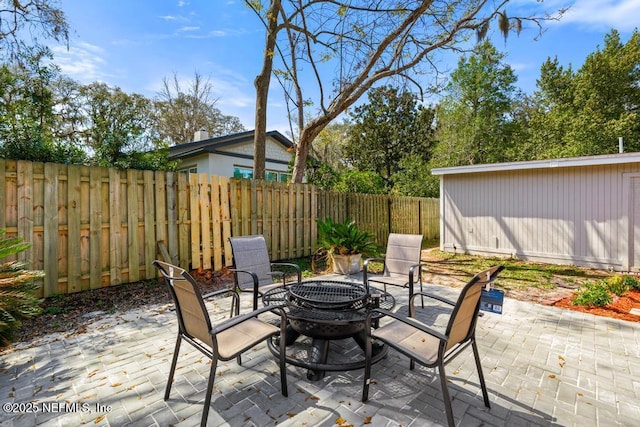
[316,218,378,256]
[605,275,630,296]
[572,281,612,307]
[0,230,45,347]
[622,274,640,290]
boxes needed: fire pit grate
[287,281,368,311]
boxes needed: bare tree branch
[246,0,567,182]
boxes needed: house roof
[431,151,640,176]
[168,130,294,160]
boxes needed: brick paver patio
[1,274,639,426]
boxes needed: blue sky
[51,1,640,135]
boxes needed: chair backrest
[153,260,214,347]
[445,265,504,351]
[228,235,275,289]
[384,233,423,277]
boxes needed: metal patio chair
[362,265,504,427]
[363,233,423,300]
[229,235,301,309]
[153,260,288,427]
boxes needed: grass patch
[425,250,610,294]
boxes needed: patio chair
[362,265,504,427]
[229,235,301,309]
[363,233,423,300]
[153,260,288,427]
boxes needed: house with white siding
[169,130,294,182]
[431,152,640,272]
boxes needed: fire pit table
[262,280,395,380]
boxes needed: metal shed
[431,152,640,272]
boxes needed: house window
[233,166,253,179]
[278,172,292,183]
[181,166,197,175]
[234,166,291,182]
[265,171,278,182]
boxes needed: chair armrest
[271,262,302,284]
[408,263,422,281]
[202,286,235,300]
[363,257,385,270]
[230,268,261,309]
[210,304,286,335]
[230,268,260,285]
[409,291,456,317]
[410,291,456,307]
[363,257,386,290]
[368,308,448,342]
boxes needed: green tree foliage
[432,41,520,167]
[529,29,640,157]
[391,156,439,198]
[334,171,386,194]
[0,51,241,170]
[79,82,161,169]
[0,48,86,163]
[304,122,350,190]
[344,86,436,193]
[0,230,44,347]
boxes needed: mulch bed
[15,268,235,343]
[552,289,640,322]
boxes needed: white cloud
[211,72,254,109]
[178,26,200,32]
[51,42,111,82]
[508,61,534,72]
[549,0,640,31]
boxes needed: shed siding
[441,162,640,271]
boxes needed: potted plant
[316,218,378,275]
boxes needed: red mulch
[553,289,640,322]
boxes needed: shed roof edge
[431,152,640,176]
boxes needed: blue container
[480,288,504,314]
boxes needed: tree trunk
[253,0,281,180]
[292,123,325,182]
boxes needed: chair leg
[201,357,218,427]
[472,340,491,408]
[164,335,182,400]
[362,334,373,402]
[279,334,288,397]
[438,362,455,427]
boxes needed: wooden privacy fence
[0,159,439,296]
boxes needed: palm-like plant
[316,218,378,257]
[0,230,44,346]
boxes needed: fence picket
[89,167,102,289]
[44,163,59,296]
[166,172,179,266]
[189,173,200,269]
[67,165,81,292]
[126,169,140,283]
[143,170,155,278]
[109,168,122,286]
[199,173,212,270]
